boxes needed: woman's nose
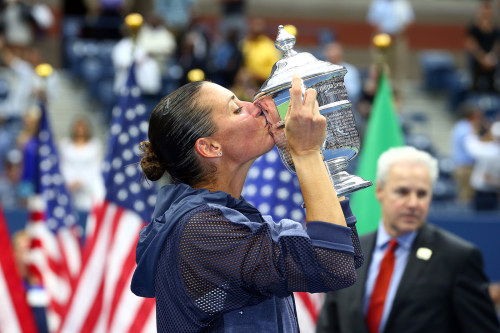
[245,102,262,117]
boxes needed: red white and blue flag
[0,203,39,333]
[59,65,157,333]
[27,102,82,331]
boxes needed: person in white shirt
[60,116,105,212]
[367,0,415,89]
[465,121,500,210]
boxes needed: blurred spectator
[83,0,132,39]
[465,0,500,93]
[450,103,482,205]
[210,27,243,87]
[323,41,362,105]
[217,0,247,39]
[230,67,257,102]
[154,0,196,37]
[111,19,162,95]
[137,14,177,75]
[241,17,280,86]
[367,0,414,90]
[465,121,500,211]
[60,116,105,212]
[0,0,54,57]
[0,148,25,208]
[0,30,35,136]
[176,21,211,85]
[1,0,34,51]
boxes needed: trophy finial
[275,25,297,57]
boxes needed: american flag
[242,147,324,333]
[0,203,39,333]
[26,102,82,331]
[59,65,157,332]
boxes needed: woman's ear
[195,137,222,158]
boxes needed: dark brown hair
[140,81,217,186]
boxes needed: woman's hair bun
[139,141,166,181]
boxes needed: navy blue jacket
[132,183,362,332]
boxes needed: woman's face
[73,120,89,138]
[201,82,275,164]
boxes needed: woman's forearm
[293,151,346,226]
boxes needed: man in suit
[316,146,500,333]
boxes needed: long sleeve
[176,203,357,315]
[340,198,364,269]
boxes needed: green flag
[350,74,405,235]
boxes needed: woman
[131,76,363,332]
[60,116,105,211]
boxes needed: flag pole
[34,63,53,105]
[125,13,143,60]
[349,34,405,235]
[373,32,391,79]
[33,63,53,195]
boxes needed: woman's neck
[198,162,251,199]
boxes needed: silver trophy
[254,25,372,197]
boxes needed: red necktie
[366,239,398,333]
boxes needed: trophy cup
[254,25,372,197]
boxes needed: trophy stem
[324,160,373,197]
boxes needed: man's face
[376,162,432,238]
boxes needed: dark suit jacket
[316,223,500,333]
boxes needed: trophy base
[330,171,373,197]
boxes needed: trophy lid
[254,25,345,101]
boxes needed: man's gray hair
[376,146,438,187]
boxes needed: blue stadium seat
[467,93,500,121]
[437,155,455,179]
[80,57,105,98]
[62,18,83,39]
[419,51,456,92]
[96,77,116,110]
[406,133,434,154]
[433,178,457,202]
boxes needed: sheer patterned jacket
[131,183,363,332]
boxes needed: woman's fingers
[303,88,317,113]
[289,75,304,112]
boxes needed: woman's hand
[284,75,326,158]
[284,76,345,226]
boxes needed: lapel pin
[416,247,432,261]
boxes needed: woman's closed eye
[234,107,242,114]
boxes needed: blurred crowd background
[0,0,500,329]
